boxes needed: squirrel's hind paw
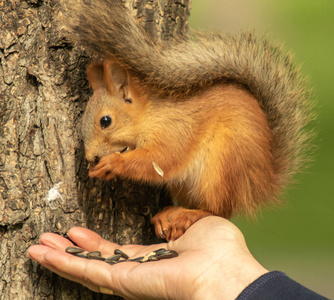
[151,206,213,241]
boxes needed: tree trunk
[0,0,190,299]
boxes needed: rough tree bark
[0,0,190,299]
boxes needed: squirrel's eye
[100,116,112,129]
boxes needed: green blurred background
[189,1,334,298]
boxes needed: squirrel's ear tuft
[86,61,104,91]
[86,59,130,96]
[86,59,135,102]
[103,60,129,97]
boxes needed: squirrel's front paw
[89,154,123,180]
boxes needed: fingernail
[99,286,114,295]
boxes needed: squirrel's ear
[86,61,104,91]
[103,60,130,97]
[86,60,133,100]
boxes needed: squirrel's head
[82,59,148,163]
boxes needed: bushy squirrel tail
[61,0,314,191]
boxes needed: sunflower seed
[147,255,159,262]
[66,246,178,265]
[89,256,106,261]
[115,259,130,263]
[115,147,129,154]
[87,251,101,256]
[155,250,178,260]
[87,251,104,260]
[153,248,168,255]
[129,256,144,262]
[105,260,118,265]
[114,249,129,259]
[140,251,158,262]
[120,146,129,153]
[66,247,85,254]
[73,253,87,258]
[152,162,164,177]
[105,254,122,263]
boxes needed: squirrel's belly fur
[62,0,314,240]
[164,85,276,218]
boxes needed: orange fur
[63,1,313,241]
[83,60,277,240]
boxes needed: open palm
[28,217,267,300]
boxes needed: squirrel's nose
[87,156,100,169]
[85,151,100,164]
[91,156,100,168]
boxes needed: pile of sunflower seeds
[65,247,178,265]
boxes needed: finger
[39,228,120,257]
[29,244,142,297]
[67,227,117,255]
[37,229,113,255]
[68,227,168,258]
[28,242,182,299]
[39,233,74,251]
[27,245,101,293]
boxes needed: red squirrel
[63,0,313,241]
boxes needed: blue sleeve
[236,271,330,300]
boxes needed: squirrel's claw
[152,206,213,241]
[88,154,122,180]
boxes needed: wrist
[192,248,268,300]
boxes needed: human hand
[27,217,268,300]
